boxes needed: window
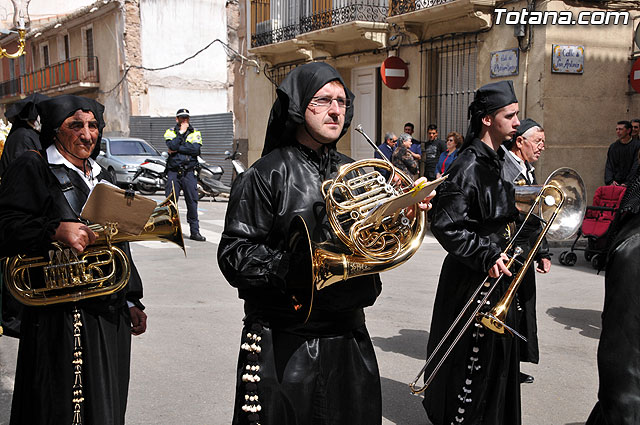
[110,140,161,156]
[8,58,14,80]
[85,28,94,71]
[19,55,25,75]
[64,34,70,60]
[420,34,478,139]
[42,44,49,67]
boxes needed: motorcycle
[225,149,246,176]
[133,152,242,200]
[195,157,232,200]
[132,156,167,195]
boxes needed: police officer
[165,108,205,241]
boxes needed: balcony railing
[0,56,99,100]
[388,0,454,16]
[22,56,99,94]
[251,0,389,47]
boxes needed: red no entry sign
[631,57,640,94]
[381,56,408,89]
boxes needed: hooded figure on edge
[586,166,640,425]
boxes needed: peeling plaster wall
[540,2,640,199]
[246,69,273,165]
[97,9,129,135]
[139,0,229,117]
[124,0,145,118]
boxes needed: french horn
[287,125,437,322]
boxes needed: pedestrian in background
[374,131,397,178]
[604,120,639,186]
[392,132,419,180]
[164,108,206,241]
[631,118,639,141]
[435,131,461,178]
[403,122,422,163]
[423,124,447,180]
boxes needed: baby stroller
[559,185,626,269]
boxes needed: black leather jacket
[431,138,519,273]
[217,143,382,334]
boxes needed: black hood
[262,62,355,157]
[5,92,49,124]
[461,80,518,151]
[36,95,106,159]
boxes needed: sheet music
[363,176,447,228]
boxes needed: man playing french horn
[0,95,146,425]
[218,62,434,425]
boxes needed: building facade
[0,0,236,137]
[241,0,640,200]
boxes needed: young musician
[423,81,522,425]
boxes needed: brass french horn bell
[285,125,429,322]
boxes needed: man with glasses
[605,120,640,186]
[500,118,551,385]
[218,62,433,425]
[374,131,397,178]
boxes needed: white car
[97,137,163,186]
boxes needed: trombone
[408,168,585,394]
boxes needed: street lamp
[0,0,30,59]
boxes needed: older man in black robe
[423,81,521,425]
[0,95,146,425]
[500,118,551,384]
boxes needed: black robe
[0,124,41,178]
[586,212,640,424]
[218,144,382,425]
[424,138,521,425]
[0,150,143,425]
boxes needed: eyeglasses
[308,96,351,110]
[523,137,544,148]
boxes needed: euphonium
[4,193,185,306]
[408,167,586,394]
[287,125,431,322]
